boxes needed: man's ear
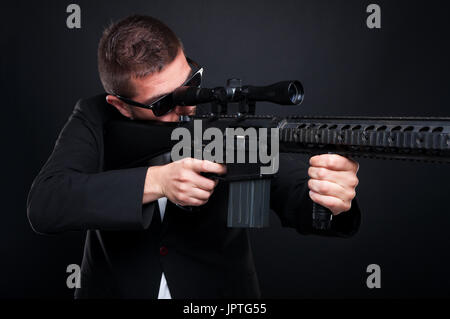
[106,95,134,119]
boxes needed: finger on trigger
[200,160,227,175]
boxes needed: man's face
[108,49,196,122]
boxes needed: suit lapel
[160,200,174,238]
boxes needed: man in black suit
[27,15,361,298]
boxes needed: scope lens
[288,83,299,104]
[288,81,304,105]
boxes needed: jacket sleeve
[27,97,156,234]
[270,152,361,238]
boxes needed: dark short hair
[98,15,182,98]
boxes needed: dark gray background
[1,0,450,298]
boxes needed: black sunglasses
[112,57,203,117]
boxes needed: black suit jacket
[27,94,361,298]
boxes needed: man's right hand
[143,158,226,206]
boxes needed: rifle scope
[173,80,304,106]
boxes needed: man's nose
[174,105,196,115]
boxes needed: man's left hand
[308,154,359,216]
